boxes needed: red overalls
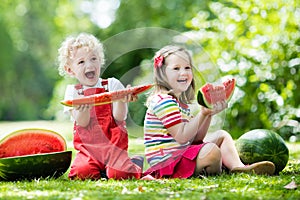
[68,80,141,180]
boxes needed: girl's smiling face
[66,47,101,87]
[165,53,193,97]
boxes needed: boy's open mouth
[177,79,188,83]
[85,71,95,79]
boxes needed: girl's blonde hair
[150,45,195,104]
[57,33,105,76]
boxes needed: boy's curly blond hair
[57,33,105,76]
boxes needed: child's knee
[204,149,222,175]
[69,161,101,180]
[196,143,222,175]
[198,143,221,159]
[217,130,232,140]
[106,166,141,180]
[205,144,221,164]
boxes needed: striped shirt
[144,94,192,167]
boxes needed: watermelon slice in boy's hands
[61,84,153,107]
[197,78,235,108]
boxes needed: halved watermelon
[197,78,235,108]
[0,128,71,181]
[235,129,289,174]
[61,84,153,107]
[0,128,66,158]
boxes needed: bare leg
[204,130,244,170]
[204,130,276,175]
[194,143,222,175]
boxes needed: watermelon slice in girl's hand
[61,84,153,107]
[197,78,235,108]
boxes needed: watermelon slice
[0,128,71,180]
[61,84,153,107]
[197,78,235,108]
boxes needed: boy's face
[66,47,101,87]
[164,54,193,97]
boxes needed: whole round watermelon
[235,129,289,174]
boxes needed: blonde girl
[143,45,275,178]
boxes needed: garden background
[0,0,299,199]
[0,0,299,139]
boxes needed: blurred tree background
[0,0,299,139]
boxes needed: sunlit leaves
[186,0,300,138]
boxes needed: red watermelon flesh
[223,78,235,100]
[61,84,153,107]
[197,78,235,108]
[0,129,66,158]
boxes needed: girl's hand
[200,100,228,116]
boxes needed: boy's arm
[112,85,138,122]
[71,105,92,127]
[63,85,91,127]
[110,78,129,122]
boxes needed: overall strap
[101,79,108,92]
[74,79,109,95]
[74,84,84,95]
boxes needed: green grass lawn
[0,121,299,200]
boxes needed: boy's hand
[119,85,138,103]
[74,104,92,112]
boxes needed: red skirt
[143,143,206,179]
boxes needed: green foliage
[185,0,300,138]
[98,0,208,79]
[0,0,97,120]
[0,1,57,120]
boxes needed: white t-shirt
[63,77,125,115]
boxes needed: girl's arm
[168,111,210,144]
[168,101,227,144]
[193,111,212,143]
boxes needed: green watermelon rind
[236,129,289,174]
[0,151,72,181]
[197,88,212,109]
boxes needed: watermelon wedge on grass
[0,128,72,181]
[197,78,235,108]
[61,84,153,107]
[235,129,289,174]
